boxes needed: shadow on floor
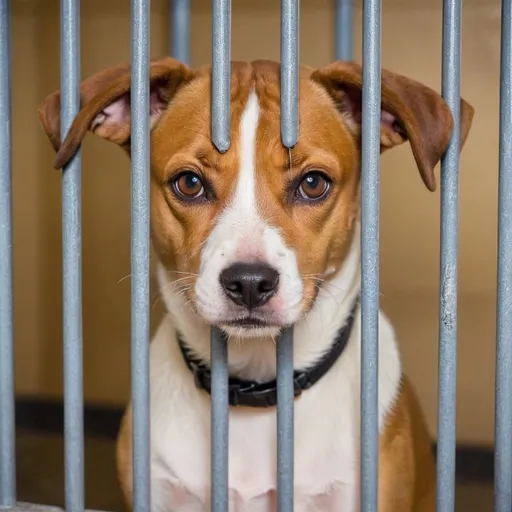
[16,431,125,511]
[16,430,494,511]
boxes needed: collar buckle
[177,296,360,408]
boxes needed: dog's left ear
[311,61,474,191]
[38,57,195,169]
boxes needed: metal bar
[436,0,462,510]
[494,0,512,510]
[277,328,294,512]
[0,0,15,506]
[280,0,299,148]
[130,0,151,510]
[171,0,190,65]
[277,1,298,509]
[211,0,231,152]
[60,1,84,511]
[210,0,230,506]
[335,0,353,61]
[360,0,381,509]
[211,328,229,512]
[210,0,230,508]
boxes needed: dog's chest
[150,367,360,512]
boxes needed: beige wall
[12,0,499,445]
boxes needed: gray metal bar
[60,1,84,511]
[436,0,462,510]
[212,0,231,153]
[280,0,299,148]
[171,0,190,65]
[494,0,512,509]
[130,0,151,510]
[277,327,294,512]
[211,327,229,512]
[0,0,15,507]
[360,0,381,509]
[210,0,230,508]
[278,1,297,509]
[335,0,353,61]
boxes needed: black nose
[220,263,279,309]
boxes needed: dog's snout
[220,263,279,309]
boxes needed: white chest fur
[147,306,400,512]
[147,225,402,512]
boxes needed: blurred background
[11,0,498,509]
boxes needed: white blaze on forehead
[231,91,260,215]
[194,88,303,329]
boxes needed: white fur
[138,93,402,511]
[195,92,303,337]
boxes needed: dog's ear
[311,61,474,191]
[38,57,195,169]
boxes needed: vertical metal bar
[360,0,381,509]
[494,0,512,510]
[60,1,84,511]
[211,328,228,512]
[277,328,294,512]
[211,0,230,507]
[436,0,461,510]
[278,1,298,510]
[280,0,299,149]
[131,0,151,510]
[0,0,15,506]
[171,0,190,65]
[212,0,231,153]
[335,0,353,61]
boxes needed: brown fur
[38,59,474,315]
[38,57,474,511]
[378,378,437,511]
[116,406,133,508]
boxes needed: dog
[38,57,474,512]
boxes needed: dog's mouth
[223,317,280,328]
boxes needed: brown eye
[298,172,330,200]
[172,171,205,199]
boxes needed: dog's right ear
[38,57,195,169]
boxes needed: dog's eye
[172,171,205,199]
[297,172,330,201]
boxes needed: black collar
[177,297,359,408]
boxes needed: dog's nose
[220,263,279,309]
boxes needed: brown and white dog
[38,58,474,512]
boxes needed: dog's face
[39,59,473,338]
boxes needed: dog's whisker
[167,270,200,277]
[173,283,193,294]
[190,238,210,259]
[117,269,164,286]
[170,276,196,286]
[159,277,194,297]
[317,287,342,307]
[151,294,162,309]
[314,278,347,290]
[182,297,196,312]
[116,273,132,285]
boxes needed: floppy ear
[311,61,474,191]
[38,57,195,169]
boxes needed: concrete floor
[16,431,494,511]
[16,432,124,511]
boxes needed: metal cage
[0,0,510,511]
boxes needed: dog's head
[39,58,474,338]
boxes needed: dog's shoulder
[116,404,133,510]
[378,376,436,511]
